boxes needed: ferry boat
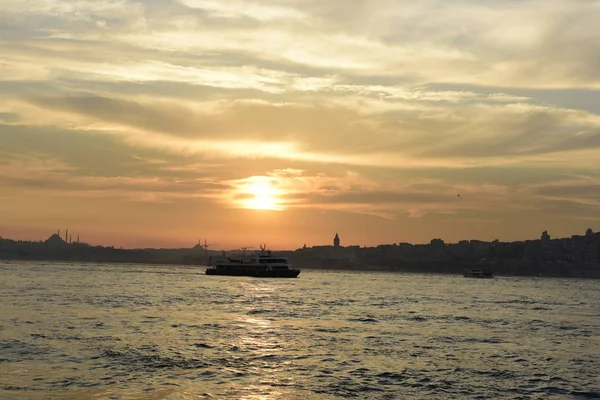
[205,246,300,278]
[463,268,494,278]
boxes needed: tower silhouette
[333,233,340,247]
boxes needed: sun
[241,178,283,211]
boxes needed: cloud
[213,169,544,219]
[212,167,600,223]
[2,0,599,89]
[1,0,600,247]
[0,150,226,203]
[410,103,600,160]
[534,173,600,208]
[178,0,305,22]
[12,91,599,172]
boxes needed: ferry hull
[205,267,300,278]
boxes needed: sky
[1,0,600,250]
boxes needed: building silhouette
[333,233,340,247]
[541,230,551,246]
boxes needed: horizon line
[1,228,597,252]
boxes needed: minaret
[65,229,68,242]
[77,234,80,243]
[333,233,340,247]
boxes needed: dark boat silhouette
[205,246,300,278]
[463,268,494,278]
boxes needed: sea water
[0,261,599,399]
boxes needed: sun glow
[240,177,283,211]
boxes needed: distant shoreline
[2,229,599,279]
[2,258,598,279]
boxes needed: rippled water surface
[1,262,599,399]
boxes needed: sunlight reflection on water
[0,262,599,399]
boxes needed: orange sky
[1,0,600,250]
